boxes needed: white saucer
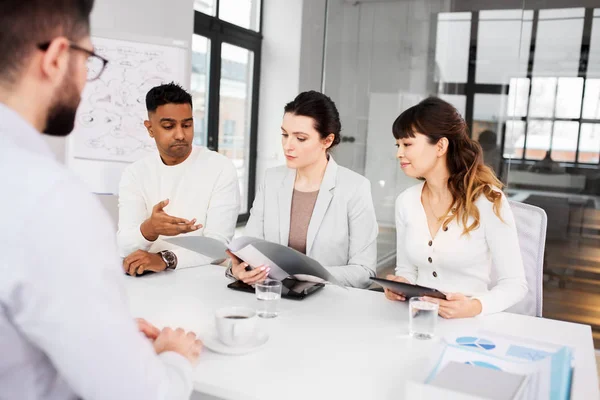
[203,331,269,355]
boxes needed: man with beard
[119,83,240,276]
[0,1,202,399]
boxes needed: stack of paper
[430,361,528,400]
[424,331,573,400]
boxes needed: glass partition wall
[323,0,600,347]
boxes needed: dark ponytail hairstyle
[284,90,341,150]
[392,96,504,234]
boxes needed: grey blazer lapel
[278,169,296,245]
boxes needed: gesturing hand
[140,199,202,241]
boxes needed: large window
[192,1,262,220]
[435,7,600,168]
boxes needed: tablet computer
[370,277,447,300]
[227,278,325,300]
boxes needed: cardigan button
[433,271,438,278]
[428,240,433,246]
[428,257,432,263]
[443,226,448,232]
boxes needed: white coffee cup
[215,306,258,347]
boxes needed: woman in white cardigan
[227,91,378,288]
[386,97,527,317]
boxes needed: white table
[125,266,599,400]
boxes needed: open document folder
[165,236,342,286]
[421,330,573,400]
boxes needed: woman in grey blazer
[227,91,378,288]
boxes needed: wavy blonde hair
[392,97,504,234]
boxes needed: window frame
[193,1,263,223]
[434,8,600,169]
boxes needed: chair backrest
[494,200,547,317]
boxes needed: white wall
[321,0,449,225]
[323,0,449,173]
[41,0,195,225]
[255,0,304,187]
[44,0,196,163]
[298,0,327,91]
[43,0,306,224]
[91,0,195,40]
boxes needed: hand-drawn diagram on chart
[70,37,187,163]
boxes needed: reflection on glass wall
[218,43,254,214]
[191,34,256,216]
[323,0,600,347]
[191,34,210,147]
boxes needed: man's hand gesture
[140,199,202,241]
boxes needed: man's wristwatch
[159,250,177,270]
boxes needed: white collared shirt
[395,182,528,315]
[0,103,193,400]
[117,146,240,266]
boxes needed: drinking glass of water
[255,279,282,318]
[409,297,438,339]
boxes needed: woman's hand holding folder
[227,250,271,285]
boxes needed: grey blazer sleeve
[325,179,378,289]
